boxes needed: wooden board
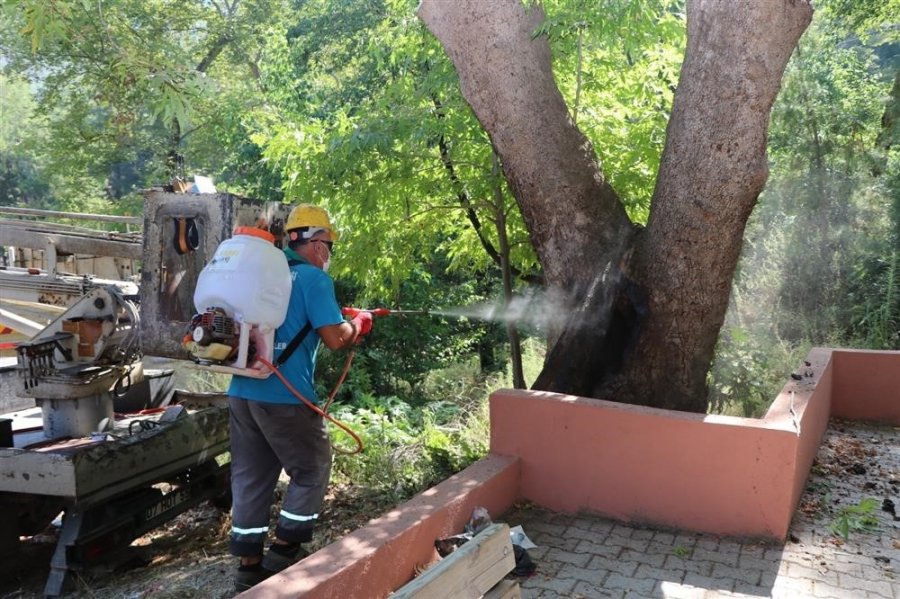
[483,580,521,599]
[392,523,515,599]
[185,362,272,379]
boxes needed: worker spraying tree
[223,204,373,591]
[185,207,465,591]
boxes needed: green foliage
[707,327,809,417]
[0,72,54,207]
[503,336,546,389]
[312,258,511,402]
[0,150,52,208]
[328,387,489,501]
[847,249,900,348]
[538,0,686,223]
[419,400,490,474]
[816,0,900,46]
[248,0,539,303]
[760,8,898,346]
[715,2,900,407]
[325,336,547,501]
[0,0,289,210]
[0,72,36,153]
[829,497,880,540]
[327,395,419,495]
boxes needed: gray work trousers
[228,396,332,557]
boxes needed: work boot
[234,561,270,592]
[261,542,310,574]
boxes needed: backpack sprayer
[184,227,291,378]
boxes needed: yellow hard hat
[285,204,339,241]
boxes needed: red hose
[257,355,363,455]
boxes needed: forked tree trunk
[418,0,812,412]
[417,0,636,397]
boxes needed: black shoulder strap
[275,258,311,367]
[275,322,312,366]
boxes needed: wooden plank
[483,580,520,599]
[392,523,515,599]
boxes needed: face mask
[311,238,331,271]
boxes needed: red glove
[351,311,373,337]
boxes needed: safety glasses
[309,239,333,252]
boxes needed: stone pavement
[505,419,900,599]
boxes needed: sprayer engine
[191,307,235,346]
[184,307,256,365]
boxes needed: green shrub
[328,385,490,503]
[848,250,899,349]
[707,327,809,418]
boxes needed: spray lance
[341,307,433,318]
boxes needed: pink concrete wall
[762,347,834,518]
[489,348,899,541]
[240,453,519,599]
[831,349,900,424]
[490,390,800,539]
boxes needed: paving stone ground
[504,419,900,599]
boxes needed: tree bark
[418,0,812,412]
[619,0,812,411]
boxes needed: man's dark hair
[287,227,313,251]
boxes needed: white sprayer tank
[194,227,291,330]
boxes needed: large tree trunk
[619,0,811,411]
[418,0,812,412]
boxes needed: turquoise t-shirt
[228,249,343,404]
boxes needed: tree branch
[431,93,540,284]
[196,32,232,73]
